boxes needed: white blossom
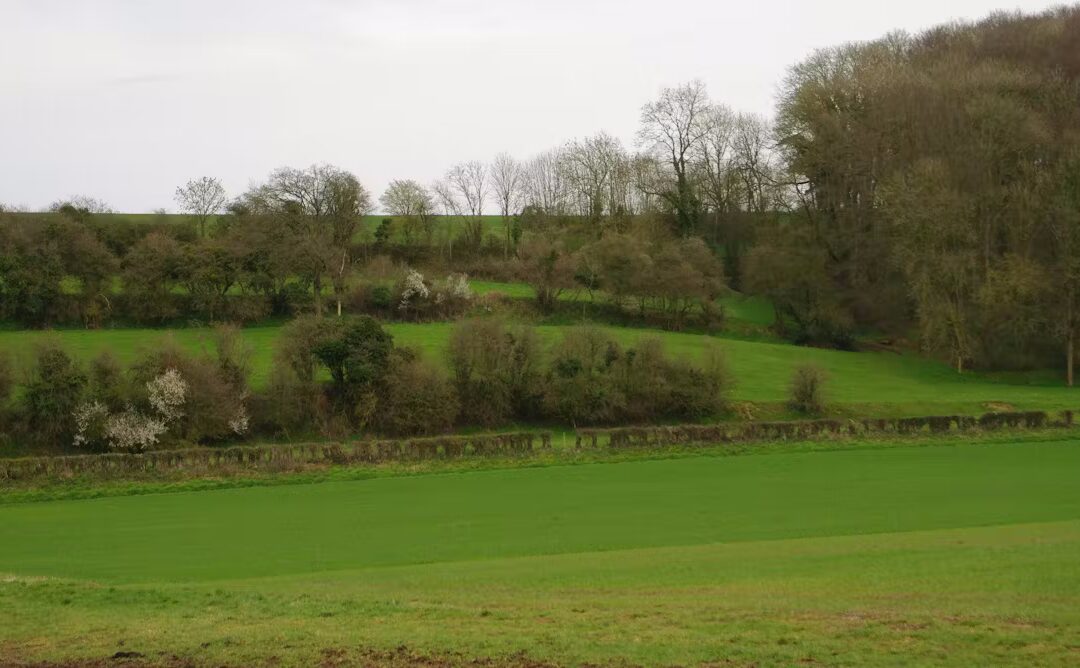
[147,368,187,422]
[229,405,250,435]
[73,401,108,448]
[104,408,167,453]
[399,268,429,310]
[444,273,472,301]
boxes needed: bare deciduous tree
[731,113,776,214]
[174,177,227,238]
[446,161,488,248]
[523,148,569,215]
[563,132,628,228]
[490,153,525,255]
[637,80,715,235]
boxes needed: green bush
[789,364,828,415]
[87,350,128,410]
[667,341,731,419]
[0,351,13,408]
[449,318,543,426]
[544,328,732,426]
[377,353,459,436]
[543,327,626,425]
[23,340,86,444]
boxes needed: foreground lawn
[1,438,1078,665]
[0,321,1075,416]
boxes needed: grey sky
[0,0,1064,212]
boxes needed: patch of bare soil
[11,646,568,668]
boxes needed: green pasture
[1,437,1078,665]
[470,280,777,328]
[0,319,1074,416]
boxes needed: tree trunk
[313,274,323,317]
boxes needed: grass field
[0,320,1073,417]
[1,436,1078,665]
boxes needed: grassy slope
[1,438,1078,665]
[0,321,1074,416]
[471,280,778,328]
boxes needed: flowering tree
[398,268,430,312]
[73,368,198,453]
[147,368,187,422]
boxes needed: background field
[1,437,1078,665]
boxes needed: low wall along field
[1,410,1069,484]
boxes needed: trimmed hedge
[575,411,1067,449]
[0,431,551,483]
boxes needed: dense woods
[765,7,1080,376]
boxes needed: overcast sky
[0,0,1065,212]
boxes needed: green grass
[1,320,1074,416]
[470,280,777,328]
[1,437,1078,665]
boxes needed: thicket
[0,317,734,453]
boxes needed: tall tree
[244,165,371,317]
[563,132,627,229]
[523,149,569,215]
[174,177,227,238]
[637,80,714,236]
[446,161,488,248]
[489,153,525,255]
[380,179,436,246]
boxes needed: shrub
[363,254,398,280]
[275,315,341,383]
[369,284,394,311]
[449,318,543,426]
[262,363,324,437]
[669,342,731,419]
[394,269,473,320]
[789,364,828,414]
[73,400,168,453]
[87,350,128,410]
[613,337,672,421]
[211,324,253,392]
[543,327,625,425]
[376,353,459,436]
[310,315,394,406]
[541,330,732,426]
[0,351,13,408]
[275,315,395,429]
[131,338,249,443]
[23,340,86,444]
